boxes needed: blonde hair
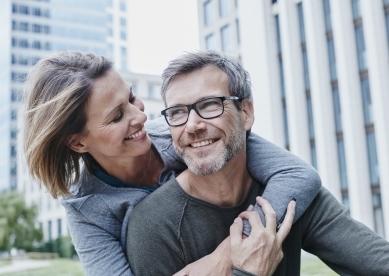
[23,51,112,198]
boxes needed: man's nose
[185,109,206,133]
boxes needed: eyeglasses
[161,96,241,127]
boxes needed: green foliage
[0,191,43,252]
[32,236,76,258]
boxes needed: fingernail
[247,204,254,211]
[234,217,242,223]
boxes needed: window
[31,57,40,65]
[361,78,373,124]
[275,15,282,53]
[48,221,52,240]
[120,1,126,11]
[302,49,310,90]
[11,109,17,120]
[332,88,342,132]
[352,0,361,19]
[12,4,17,13]
[323,0,332,32]
[355,25,367,70]
[32,41,41,49]
[337,138,348,190]
[12,21,17,30]
[43,25,50,34]
[19,55,29,65]
[366,131,379,185]
[32,7,41,16]
[204,0,213,26]
[327,38,337,81]
[57,219,62,237]
[373,193,385,238]
[120,18,126,27]
[282,102,290,149]
[11,146,17,157]
[297,3,306,44]
[121,47,127,56]
[10,163,17,176]
[236,19,240,44]
[19,5,30,15]
[19,39,29,48]
[12,54,17,64]
[32,24,42,33]
[310,145,317,169]
[19,22,29,32]
[10,127,17,139]
[11,89,22,102]
[221,24,232,51]
[121,31,127,40]
[307,97,315,139]
[108,28,113,37]
[44,42,51,50]
[12,37,17,47]
[205,33,215,50]
[219,0,229,17]
[385,13,389,46]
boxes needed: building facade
[4,0,164,241]
[197,0,389,239]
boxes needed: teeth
[126,128,145,140]
[191,140,213,148]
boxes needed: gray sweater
[127,179,389,276]
[62,117,321,276]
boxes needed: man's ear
[66,134,89,153]
[241,99,255,131]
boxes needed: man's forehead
[165,65,230,105]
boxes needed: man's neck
[176,156,252,207]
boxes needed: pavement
[0,259,50,275]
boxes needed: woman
[23,51,320,275]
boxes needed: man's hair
[161,51,253,109]
[23,51,113,198]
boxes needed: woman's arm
[244,132,321,235]
[63,201,132,276]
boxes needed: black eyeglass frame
[161,96,241,127]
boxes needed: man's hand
[230,197,296,276]
[173,237,233,276]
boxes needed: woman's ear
[241,99,255,131]
[66,134,89,153]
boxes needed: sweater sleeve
[63,199,133,276]
[301,187,389,275]
[243,132,321,235]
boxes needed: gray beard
[174,128,244,176]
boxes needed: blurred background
[0,0,388,274]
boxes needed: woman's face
[75,69,152,168]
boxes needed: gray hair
[161,51,253,108]
[23,51,113,198]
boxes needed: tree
[0,191,43,252]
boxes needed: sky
[128,0,200,75]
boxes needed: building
[4,0,164,241]
[197,0,389,239]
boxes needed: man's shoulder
[130,178,187,226]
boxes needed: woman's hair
[23,51,113,198]
[161,51,253,109]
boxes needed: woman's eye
[112,112,123,123]
[129,94,136,104]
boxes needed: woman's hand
[230,197,296,276]
[173,237,233,276]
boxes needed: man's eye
[169,108,187,118]
[129,94,136,104]
[198,100,220,110]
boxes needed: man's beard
[174,127,245,176]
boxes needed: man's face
[164,65,253,176]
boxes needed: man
[127,51,389,275]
